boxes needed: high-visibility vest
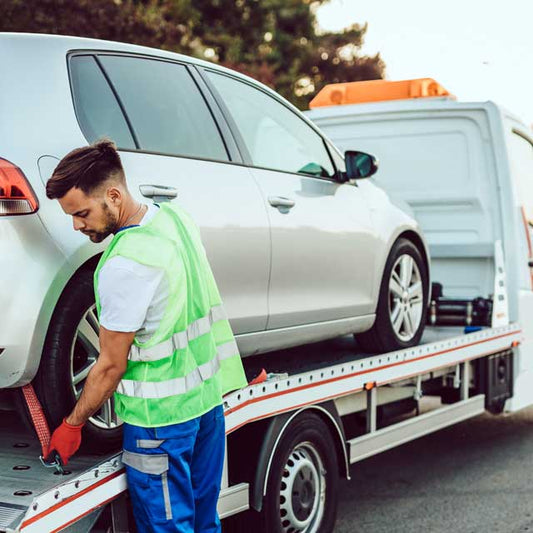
[94,202,247,427]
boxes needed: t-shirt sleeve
[97,256,165,333]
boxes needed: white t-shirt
[97,204,168,342]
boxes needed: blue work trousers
[122,405,225,533]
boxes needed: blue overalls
[122,404,225,532]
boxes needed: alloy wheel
[388,254,424,342]
[70,304,121,430]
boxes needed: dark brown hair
[46,139,125,199]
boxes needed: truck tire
[34,268,122,453]
[357,238,429,354]
[259,411,339,533]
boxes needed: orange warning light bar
[309,78,455,108]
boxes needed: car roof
[1,32,235,72]
[0,32,331,140]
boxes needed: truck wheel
[357,238,429,353]
[34,268,122,453]
[261,412,339,533]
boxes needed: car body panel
[0,215,67,387]
[251,168,379,328]
[116,151,271,335]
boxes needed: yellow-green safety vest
[94,202,247,427]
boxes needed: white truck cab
[306,78,533,412]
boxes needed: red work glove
[46,418,84,466]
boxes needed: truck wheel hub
[279,443,326,532]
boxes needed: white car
[0,33,430,449]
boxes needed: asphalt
[335,406,533,533]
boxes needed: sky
[315,0,533,127]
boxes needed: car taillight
[0,158,39,216]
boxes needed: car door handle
[268,196,295,209]
[139,184,178,203]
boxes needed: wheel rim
[70,304,122,430]
[389,254,423,342]
[279,442,326,533]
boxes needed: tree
[177,0,385,108]
[1,0,385,109]
[1,0,198,51]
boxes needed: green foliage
[1,0,385,109]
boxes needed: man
[45,138,247,532]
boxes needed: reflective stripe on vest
[128,305,228,362]
[117,339,239,399]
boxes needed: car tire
[356,238,429,354]
[34,268,122,453]
[259,412,339,533]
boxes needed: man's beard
[87,204,119,243]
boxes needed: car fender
[358,180,430,306]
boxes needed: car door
[67,53,270,335]
[204,70,378,329]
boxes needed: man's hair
[46,139,125,199]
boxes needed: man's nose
[73,217,85,231]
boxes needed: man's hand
[47,418,84,465]
[45,328,134,466]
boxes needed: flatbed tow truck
[0,261,520,532]
[3,80,532,532]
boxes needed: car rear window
[98,55,229,162]
[70,55,136,149]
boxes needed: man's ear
[106,186,122,206]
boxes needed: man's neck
[119,200,146,228]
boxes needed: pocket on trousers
[122,450,173,522]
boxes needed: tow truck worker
[45,139,247,532]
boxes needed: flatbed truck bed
[0,323,521,532]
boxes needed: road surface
[336,406,533,532]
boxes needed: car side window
[70,56,136,149]
[206,71,335,178]
[97,56,229,162]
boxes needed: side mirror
[344,151,378,180]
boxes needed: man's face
[58,187,119,243]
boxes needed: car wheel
[34,268,122,453]
[260,412,339,533]
[356,238,429,354]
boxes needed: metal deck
[0,410,117,532]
